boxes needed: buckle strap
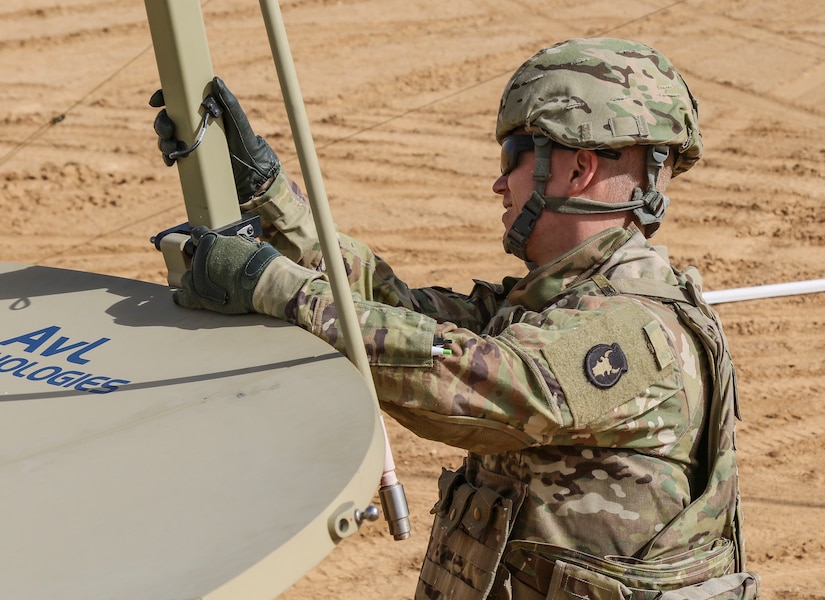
[603,277,693,304]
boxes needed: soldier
[153,38,759,599]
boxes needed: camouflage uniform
[182,37,758,599]
[238,164,756,598]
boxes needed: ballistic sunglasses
[500,134,621,176]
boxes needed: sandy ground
[2,0,825,598]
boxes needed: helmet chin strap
[503,139,671,262]
[502,136,551,261]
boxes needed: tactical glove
[211,77,281,201]
[149,77,281,201]
[174,226,281,314]
[149,89,186,167]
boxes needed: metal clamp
[168,95,223,160]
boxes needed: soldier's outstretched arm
[173,227,692,458]
[152,79,506,328]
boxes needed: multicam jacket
[243,172,750,599]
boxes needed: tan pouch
[415,467,516,600]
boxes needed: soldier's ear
[565,149,598,195]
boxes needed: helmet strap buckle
[630,145,671,237]
[503,137,553,261]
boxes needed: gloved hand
[174,226,281,314]
[149,77,281,201]
[148,89,186,167]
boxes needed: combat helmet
[496,38,703,261]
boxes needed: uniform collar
[506,224,657,311]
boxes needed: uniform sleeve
[252,255,563,452]
[337,231,509,332]
[239,170,325,269]
[253,257,668,452]
[253,257,695,455]
[242,169,505,332]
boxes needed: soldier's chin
[502,224,512,244]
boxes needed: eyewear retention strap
[500,134,621,175]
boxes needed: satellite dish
[0,262,384,599]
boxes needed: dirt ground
[2,0,824,598]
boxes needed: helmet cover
[496,38,702,175]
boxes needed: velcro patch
[609,115,649,138]
[541,303,669,428]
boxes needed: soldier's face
[493,135,574,263]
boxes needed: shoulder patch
[584,342,628,389]
[541,302,672,428]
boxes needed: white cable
[704,279,825,305]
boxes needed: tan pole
[258,0,411,540]
[143,0,239,229]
